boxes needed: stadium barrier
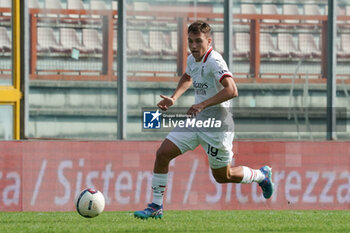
[2,7,350,83]
[0,141,349,211]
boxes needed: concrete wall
[27,80,350,140]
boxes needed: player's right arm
[157,73,192,111]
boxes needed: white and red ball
[75,188,105,218]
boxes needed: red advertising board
[0,141,349,211]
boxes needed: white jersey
[185,47,234,134]
[185,47,233,108]
[166,48,235,169]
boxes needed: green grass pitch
[0,210,349,233]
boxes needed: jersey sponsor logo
[193,81,208,89]
[195,89,207,95]
[193,81,208,95]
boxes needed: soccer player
[134,21,274,220]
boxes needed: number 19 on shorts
[207,144,218,157]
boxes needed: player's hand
[187,103,204,117]
[157,95,175,111]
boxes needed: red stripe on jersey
[203,47,213,63]
[219,74,232,83]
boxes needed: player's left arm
[187,76,238,116]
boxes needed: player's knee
[156,147,171,164]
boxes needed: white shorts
[166,127,234,169]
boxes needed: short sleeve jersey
[185,47,233,109]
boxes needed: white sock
[151,173,168,206]
[240,166,265,184]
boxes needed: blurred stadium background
[0,0,349,141]
[0,0,350,214]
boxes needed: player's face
[188,32,212,62]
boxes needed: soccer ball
[75,188,105,218]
